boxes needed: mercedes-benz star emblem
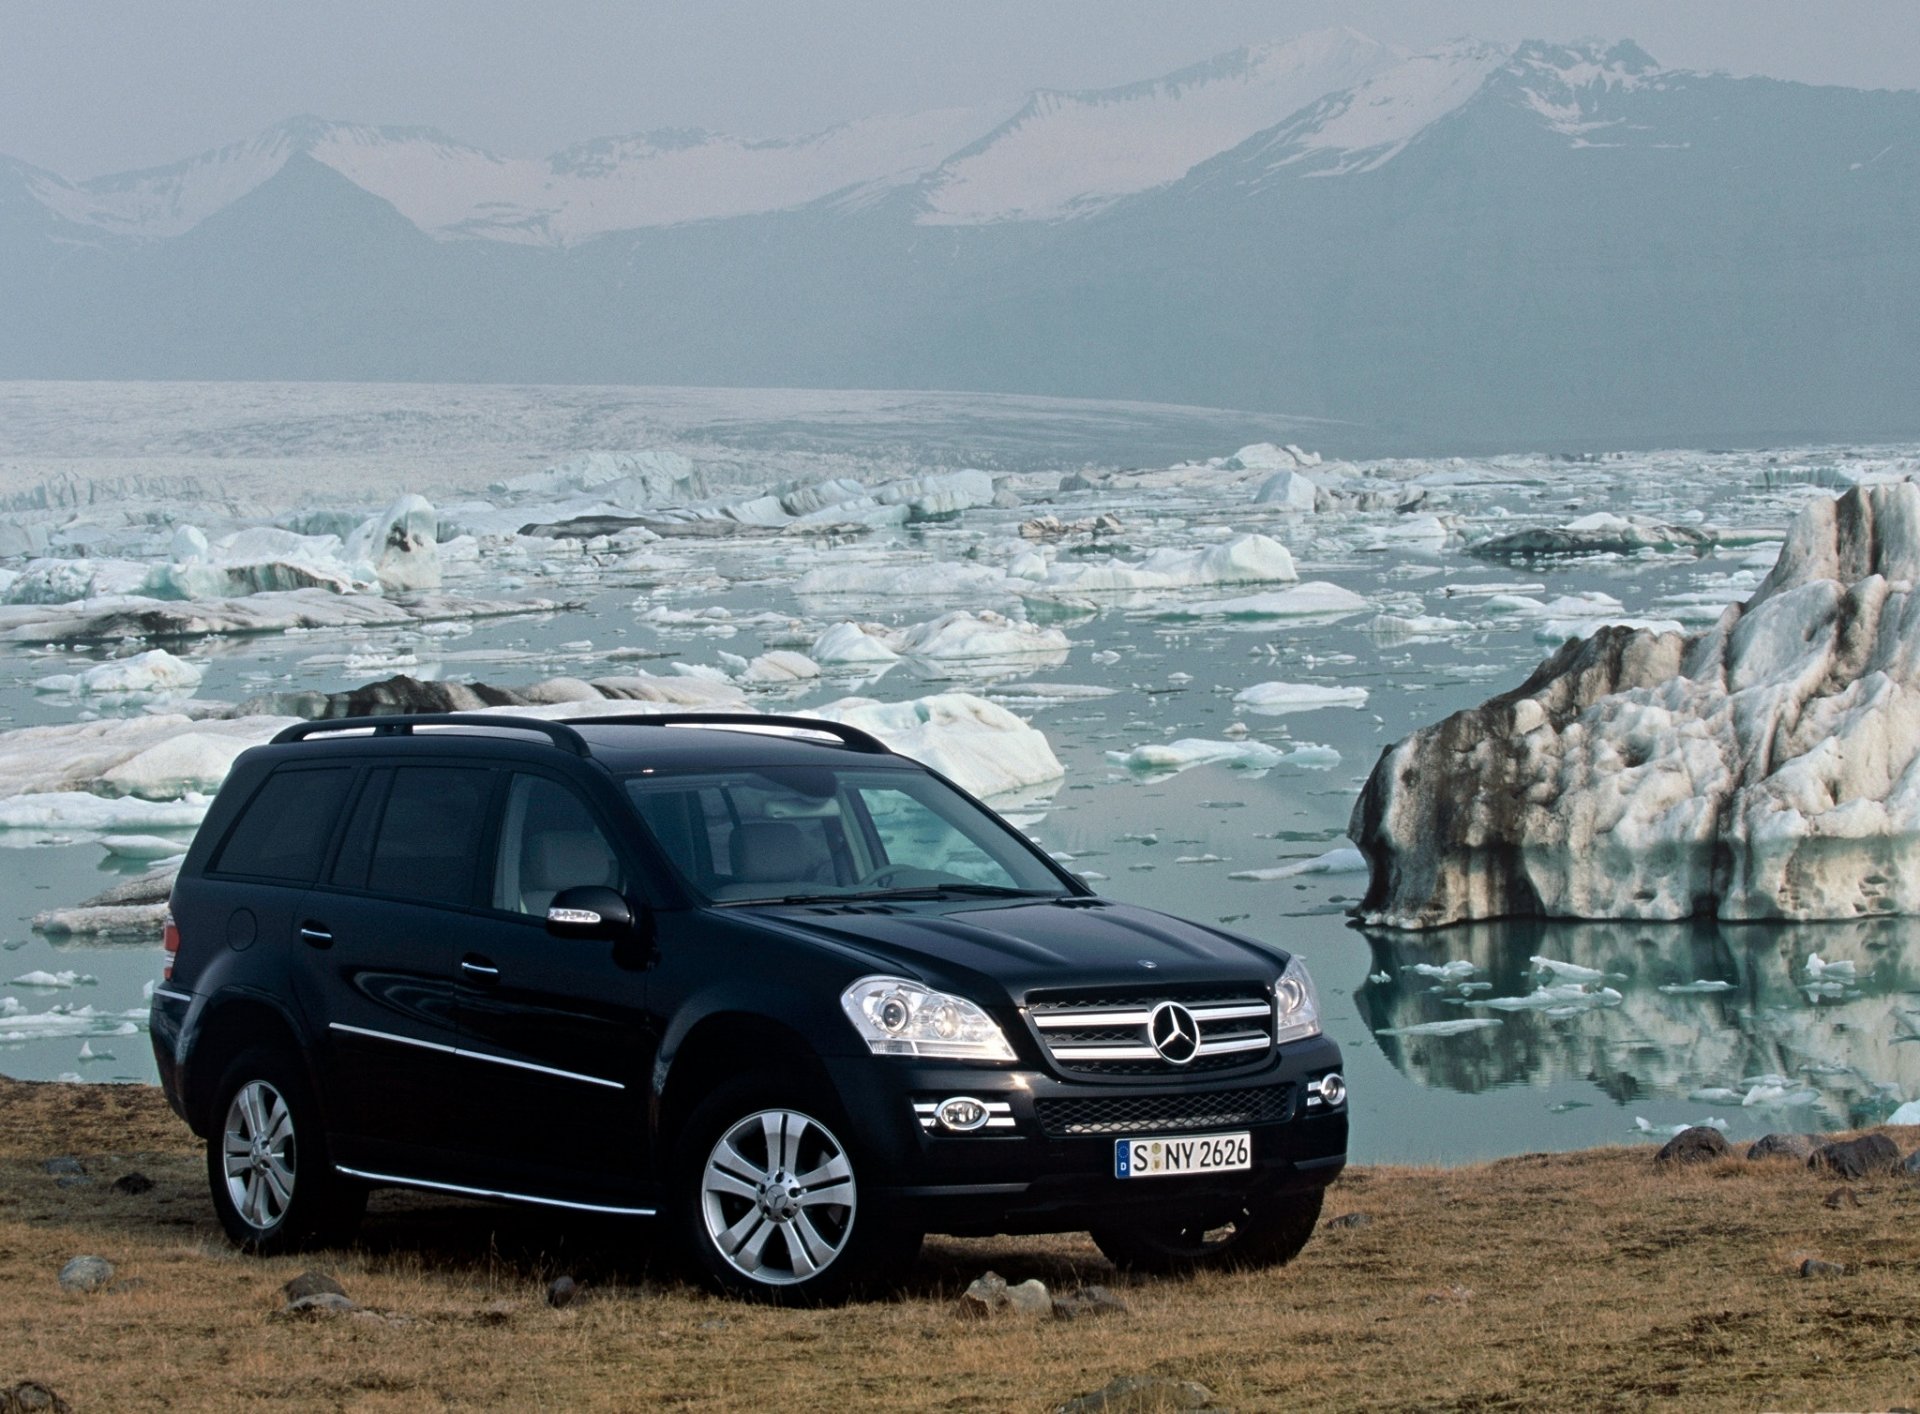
[1148,1001,1200,1065]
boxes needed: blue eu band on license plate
[1114,1131,1252,1179]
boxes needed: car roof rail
[575,712,894,755]
[270,714,592,756]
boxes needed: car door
[291,761,491,1179]
[452,769,654,1205]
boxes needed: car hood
[746,896,1287,1002]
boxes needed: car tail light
[162,913,180,981]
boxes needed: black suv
[151,712,1346,1302]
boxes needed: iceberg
[805,693,1063,799]
[1353,484,1920,927]
[33,648,204,696]
[1106,738,1339,776]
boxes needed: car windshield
[623,764,1069,904]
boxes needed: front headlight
[840,976,1016,1061]
[1274,956,1322,1044]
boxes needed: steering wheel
[856,863,925,888]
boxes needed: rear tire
[673,1073,920,1305]
[205,1047,365,1254]
[1091,1186,1323,1276]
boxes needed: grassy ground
[3,1077,1918,1412]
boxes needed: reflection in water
[1357,917,1920,1129]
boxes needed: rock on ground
[1747,1133,1822,1162]
[1655,1126,1730,1165]
[56,1256,114,1293]
[1353,484,1920,927]
[1055,1376,1215,1412]
[1809,1133,1901,1179]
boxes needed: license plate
[1114,1131,1251,1179]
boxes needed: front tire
[674,1074,919,1304]
[1091,1186,1323,1276]
[205,1047,365,1254]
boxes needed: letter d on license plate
[1114,1131,1252,1179]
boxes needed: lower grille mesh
[1034,1084,1295,1138]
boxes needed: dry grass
[3,1077,1919,1412]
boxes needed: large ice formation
[807,693,1064,799]
[1352,484,1920,928]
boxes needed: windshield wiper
[837,884,1054,901]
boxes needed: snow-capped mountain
[6,35,1918,451]
[911,27,1399,224]
[8,28,1431,243]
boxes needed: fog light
[937,1097,989,1131]
[912,1097,1016,1132]
[1310,1072,1347,1108]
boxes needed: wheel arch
[181,992,313,1138]
[655,1011,838,1164]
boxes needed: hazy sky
[8,0,1920,178]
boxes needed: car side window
[210,767,354,883]
[362,766,493,906]
[492,773,624,918]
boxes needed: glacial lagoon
[3,382,1916,1164]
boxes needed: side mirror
[546,885,641,940]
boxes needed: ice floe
[1233,682,1369,714]
[1107,738,1340,776]
[33,649,205,696]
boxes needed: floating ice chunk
[148,526,373,599]
[1045,533,1298,594]
[0,792,211,832]
[1634,1116,1731,1136]
[811,623,902,664]
[1534,615,1686,644]
[1228,845,1367,882]
[1409,960,1478,982]
[33,649,205,697]
[1471,983,1623,1013]
[1253,470,1317,510]
[1687,1087,1744,1104]
[738,651,821,685]
[1106,738,1339,776]
[1367,971,1392,984]
[1742,1083,1822,1108]
[796,561,1013,600]
[1227,442,1318,471]
[1805,953,1858,980]
[1374,1019,1502,1038]
[1233,682,1369,714]
[1659,980,1735,994]
[1369,613,1469,639]
[1166,583,1369,620]
[896,610,1069,661]
[99,733,256,800]
[9,970,96,989]
[805,693,1064,799]
[1530,956,1610,983]
[99,834,191,861]
[1887,1100,1920,1125]
[341,494,441,592]
[872,469,996,521]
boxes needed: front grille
[1034,1084,1295,1137]
[1026,983,1275,1076]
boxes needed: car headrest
[730,821,813,883]
[528,830,616,890]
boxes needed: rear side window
[211,767,354,883]
[364,766,493,906]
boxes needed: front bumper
[824,1034,1347,1236]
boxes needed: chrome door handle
[460,958,501,980]
[299,924,333,947]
